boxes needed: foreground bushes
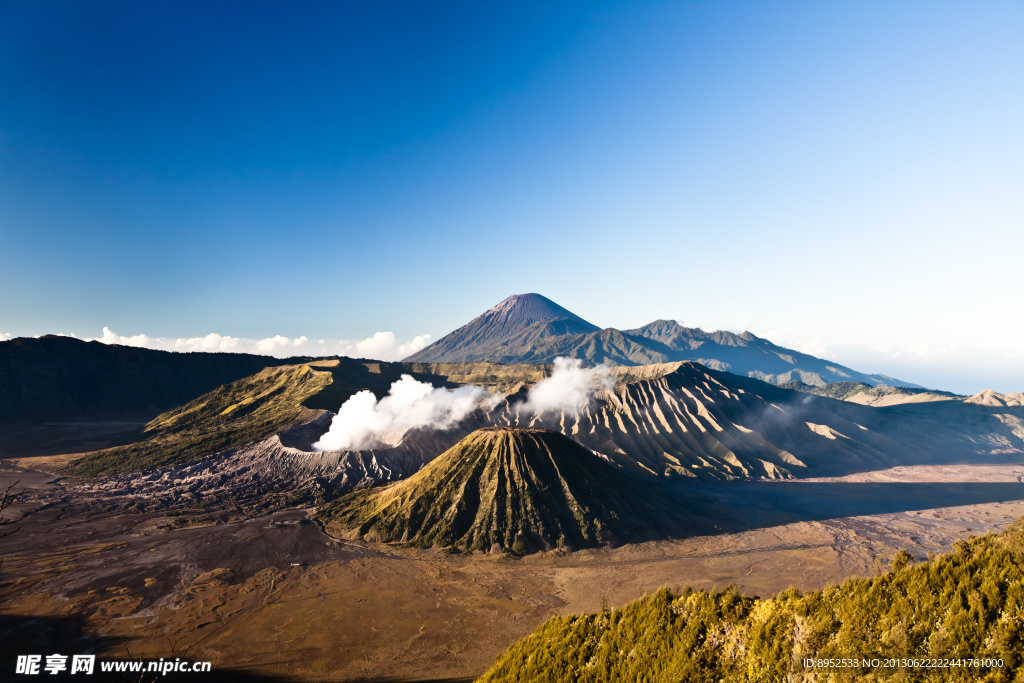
[481,522,1024,682]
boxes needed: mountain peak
[482,293,597,329]
[965,390,1024,407]
[402,294,599,363]
[402,296,921,389]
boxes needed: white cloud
[87,327,432,361]
[353,331,432,361]
[356,331,398,356]
[400,333,432,356]
[792,339,831,358]
[254,335,292,354]
[99,326,152,348]
[172,333,243,353]
[0,332,11,341]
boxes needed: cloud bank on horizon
[4,315,1022,395]
[0,326,432,362]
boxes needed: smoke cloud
[312,375,501,451]
[313,357,614,452]
[520,357,614,416]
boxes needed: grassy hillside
[319,427,689,553]
[64,363,334,476]
[481,522,1024,682]
[59,358,519,477]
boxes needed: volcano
[402,293,601,364]
[319,427,687,553]
[405,293,921,388]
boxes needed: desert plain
[3,425,1023,682]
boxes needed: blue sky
[1,1,1022,393]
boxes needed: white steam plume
[312,357,612,452]
[313,375,500,451]
[520,357,614,416]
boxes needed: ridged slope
[483,363,1014,481]
[488,363,807,480]
[625,320,922,388]
[966,390,1024,407]
[403,294,600,363]
[477,327,674,366]
[320,427,684,553]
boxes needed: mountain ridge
[404,293,600,364]
[0,335,310,424]
[405,294,923,389]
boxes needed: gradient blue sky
[1,1,1022,393]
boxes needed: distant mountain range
[405,293,921,388]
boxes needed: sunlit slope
[57,357,550,477]
[491,363,806,480]
[481,521,1024,682]
[782,380,962,406]
[967,390,1024,407]
[65,362,335,476]
[491,363,1024,480]
[319,427,689,553]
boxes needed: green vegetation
[481,523,1024,682]
[319,427,688,553]
[65,363,332,476]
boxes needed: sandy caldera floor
[2,458,1024,682]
